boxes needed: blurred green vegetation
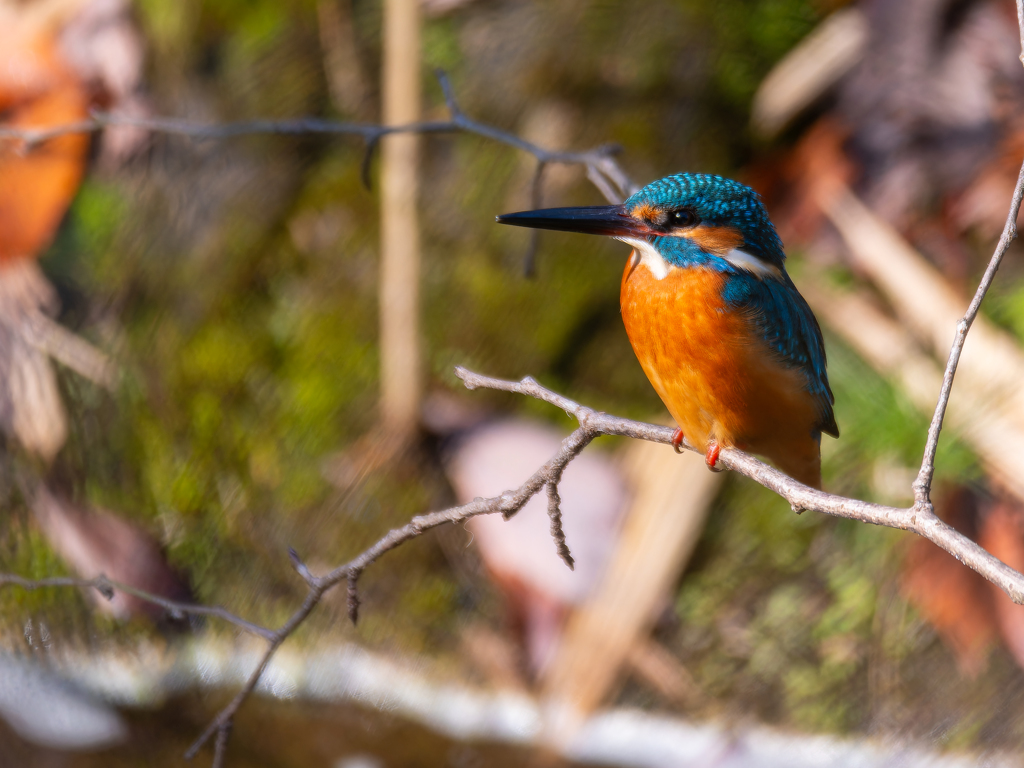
[4,0,1022,751]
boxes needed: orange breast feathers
[620,254,825,488]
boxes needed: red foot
[705,441,723,472]
[671,428,685,454]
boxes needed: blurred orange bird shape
[0,11,91,264]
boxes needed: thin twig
[546,481,574,570]
[912,161,1024,507]
[0,574,115,598]
[185,588,322,760]
[0,72,633,207]
[0,573,274,640]
[287,547,316,586]
[909,0,1024,506]
[910,1,1024,509]
[523,160,547,277]
[346,572,360,624]
[211,723,231,768]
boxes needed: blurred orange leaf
[0,19,90,263]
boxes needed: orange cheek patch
[679,225,744,256]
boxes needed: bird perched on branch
[498,173,838,488]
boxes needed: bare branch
[455,369,1024,604]
[910,0,1024,508]
[0,573,116,599]
[346,572,360,624]
[0,572,275,640]
[0,72,634,207]
[546,481,574,570]
[10,363,1024,764]
[523,160,547,277]
[181,360,1024,761]
[287,547,316,587]
[185,586,322,760]
[912,160,1024,507]
[211,723,231,768]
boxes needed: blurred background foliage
[3,0,1018,752]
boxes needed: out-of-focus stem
[379,0,422,436]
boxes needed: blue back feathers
[628,173,838,438]
[722,273,839,437]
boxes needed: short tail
[776,450,822,490]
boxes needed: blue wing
[721,272,839,438]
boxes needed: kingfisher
[497,173,838,489]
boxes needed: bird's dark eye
[667,209,698,228]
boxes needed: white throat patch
[616,240,781,282]
[617,236,671,280]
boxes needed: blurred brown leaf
[32,486,192,622]
[901,487,997,677]
[978,500,1024,670]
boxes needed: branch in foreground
[175,357,1024,761]
[911,4,1024,509]
[911,158,1024,508]
[178,390,601,763]
[455,368,1024,606]
[6,366,1024,766]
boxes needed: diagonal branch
[453,368,1024,604]
[134,364,1024,763]
[912,159,1024,508]
[183,400,600,762]
[8,366,1024,766]
[912,2,1024,509]
[0,572,275,640]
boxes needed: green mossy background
[3,0,1021,755]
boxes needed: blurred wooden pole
[379,0,421,435]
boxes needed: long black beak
[496,204,643,238]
